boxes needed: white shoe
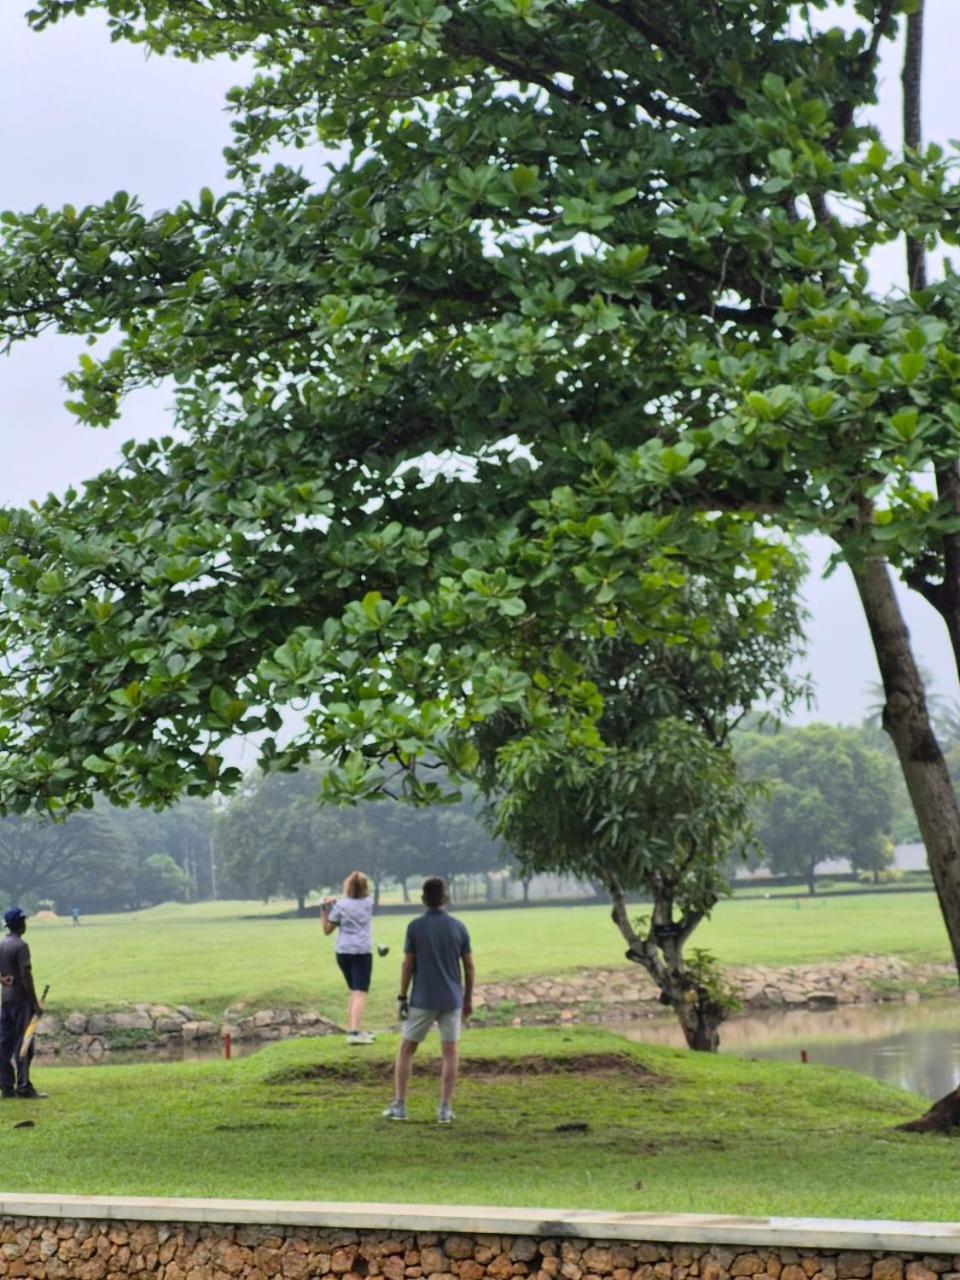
[347,1030,375,1045]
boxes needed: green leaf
[82,755,113,775]
[508,165,540,196]
[210,685,248,725]
[898,352,926,383]
[890,409,919,441]
[497,596,526,617]
[805,392,835,420]
[745,392,772,421]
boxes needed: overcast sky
[1,3,958,726]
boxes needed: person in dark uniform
[0,908,46,1099]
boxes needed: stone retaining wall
[0,1205,959,1280]
[473,955,955,1026]
[33,1006,340,1059]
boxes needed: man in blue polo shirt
[382,876,474,1124]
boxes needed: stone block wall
[0,1219,958,1280]
[33,1007,340,1059]
[474,956,956,1027]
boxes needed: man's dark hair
[421,877,448,909]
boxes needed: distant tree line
[210,765,505,913]
[0,798,211,914]
[734,723,899,894]
[730,705,960,891]
[0,767,507,915]
[0,714,946,920]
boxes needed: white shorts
[402,1007,462,1044]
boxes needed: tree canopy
[0,810,121,907]
[4,0,960,966]
[478,562,805,1049]
[0,0,851,808]
[736,723,898,892]
[213,764,502,909]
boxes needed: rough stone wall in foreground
[0,1222,958,1280]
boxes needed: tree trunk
[807,864,816,896]
[296,891,306,915]
[401,877,410,903]
[930,467,960,669]
[606,873,727,1052]
[208,834,218,901]
[522,876,531,904]
[897,1086,960,1133]
[888,0,960,980]
[182,846,195,902]
[672,993,723,1053]
[372,877,381,908]
[852,556,960,977]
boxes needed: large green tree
[4,0,960,974]
[0,811,121,907]
[213,764,502,908]
[478,562,806,1050]
[736,723,898,893]
[107,797,216,899]
[213,768,343,911]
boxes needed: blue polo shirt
[404,909,471,1011]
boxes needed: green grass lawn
[27,893,950,1021]
[15,1025,955,1219]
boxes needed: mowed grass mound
[14,1026,956,1218]
[28,893,949,1022]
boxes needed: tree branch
[607,871,663,976]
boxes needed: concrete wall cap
[0,1197,958,1254]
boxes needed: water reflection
[42,1038,263,1069]
[618,999,960,1100]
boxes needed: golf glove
[397,994,410,1021]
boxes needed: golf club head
[377,944,390,958]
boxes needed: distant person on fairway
[0,908,46,1099]
[70,906,80,927]
[383,875,474,1125]
[322,870,379,1045]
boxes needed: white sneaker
[437,1102,455,1124]
[347,1030,375,1045]
[382,1100,407,1120]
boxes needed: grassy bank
[17,1025,956,1218]
[26,892,950,1019]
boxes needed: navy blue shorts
[336,952,372,992]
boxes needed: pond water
[619,998,960,1100]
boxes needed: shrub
[858,869,906,885]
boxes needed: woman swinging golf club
[321,870,388,1045]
